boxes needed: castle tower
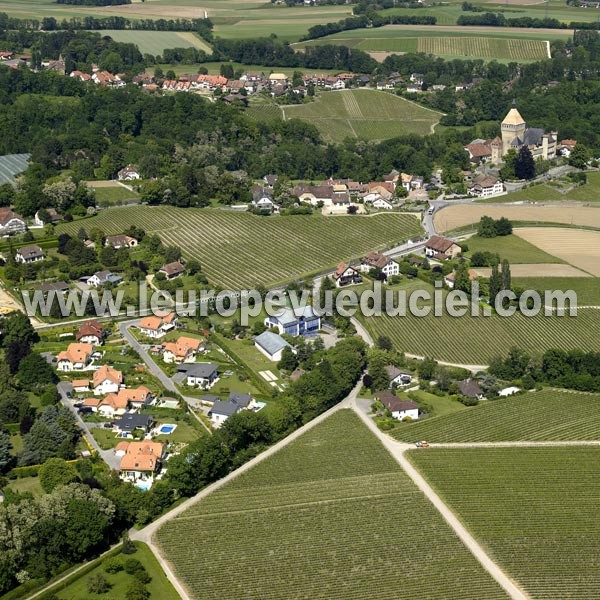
[490,136,503,165]
[501,105,526,156]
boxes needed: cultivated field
[0,153,30,184]
[95,30,212,54]
[393,389,600,443]
[283,89,441,142]
[298,25,567,62]
[245,103,283,123]
[515,227,600,276]
[362,283,600,364]
[86,181,140,206]
[466,233,564,264]
[475,263,589,277]
[410,446,600,598]
[56,206,422,288]
[435,204,600,233]
[155,410,508,600]
[513,276,600,305]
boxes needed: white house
[34,208,60,226]
[57,343,94,371]
[76,320,105,346]
[254,330,296,362]
[162,336,202,364]
[360,252,400,279]
[87,270,122,287]
[376,391,419,421]
[0,207,26,236]
[138,312,177,338]
[92,365,123,395]
[181,363,219,389]
[468,174,503,198]
[15,245,45,263]
[117,165,141,181]
[208,392,256,428]
[332,263,362,288]
[385,365,413,388]
[251,186,274,211]
[264,306,321,336]
[372,197,395,210]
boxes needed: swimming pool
[135,480,152,491]
[158,424,177,435]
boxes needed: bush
[103,557,123,574]
[134,568,152,584]
[125,580,150,600]
[87,573,111,594]
[123,558,143,575]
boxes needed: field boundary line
[351,397,531,600]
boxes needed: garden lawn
[410,446,600,599]
[156,409,508,600]
[392,389,600,443]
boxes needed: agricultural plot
[284,89,441,142]
[515,227,600,276]
[417,36,548,60]
[0,153,30,184]
[155,410,508,600]
[434,204,600,233]
[95,30,211,55]
[410,446,600,598]
[466,233,564,264]
[393,389,600,443]
[86,181,140,207]
[513,277,600,306]
[56,206,422,288]
[245,103,283,123]
[362,282,600,364]
[475,263,589,277]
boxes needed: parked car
[415,440,430,448]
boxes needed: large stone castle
[465,105,558,166]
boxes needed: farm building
[425,236,461,260]
[254,330,296,362]
[159,261,185,280]
[375,391,419,421]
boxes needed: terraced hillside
[57,206,422,288]
[410,446,600,598]
[392,389,600,443]
[156,410,508,600]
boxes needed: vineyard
[417,36,548,60]
[410,446,600,598]
[361,286,600,364]
[392,389,600,443]
[57,206,422,288]
[283,89,441,142]
[246,103,283,123]
[155,410,508,599]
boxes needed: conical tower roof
[502,107,525,126]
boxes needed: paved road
[350,397,530,600]
[129,378,365,600]
[118,320,211,433]
[56,382,121,470]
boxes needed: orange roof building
[57,343,94,370]
[119,441,164,474]
[162,336,203,363]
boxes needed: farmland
[245,103,283,123]
[155,410,508,600]
[86,181,140,207]
[410,446,600,598]
[297,25,567,62]
[513,276,600,305]
[393,389,600,443]
[95,30,212,55]
[466,233,564,264]
[434,204,600,233]
[283,89,441,143]
[515,227,600,276]
[361,282,600,364]
[0,153,30,185]
[56,206,422,288]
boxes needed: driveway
[56,382,121,470]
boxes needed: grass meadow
[156,409,508,600]
[465,233,564,264]
[95,30,212,54]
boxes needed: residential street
[117,320,211,433]
[56,381,121,470]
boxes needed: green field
[156,409,508,600]
[361,282,600,364]
[479,172,600,204]
[56,206,422,288]
[513,276,600,305]
[87,183,140,207]
[0,153,30,185]
[95,30,211,55]
[245,103,283,123]
[393,389,600,443]
[466,233,564,263]
[283,89,441,142]
[42,542,179,600]
[410,446,600,598]
[297,25,569,62]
